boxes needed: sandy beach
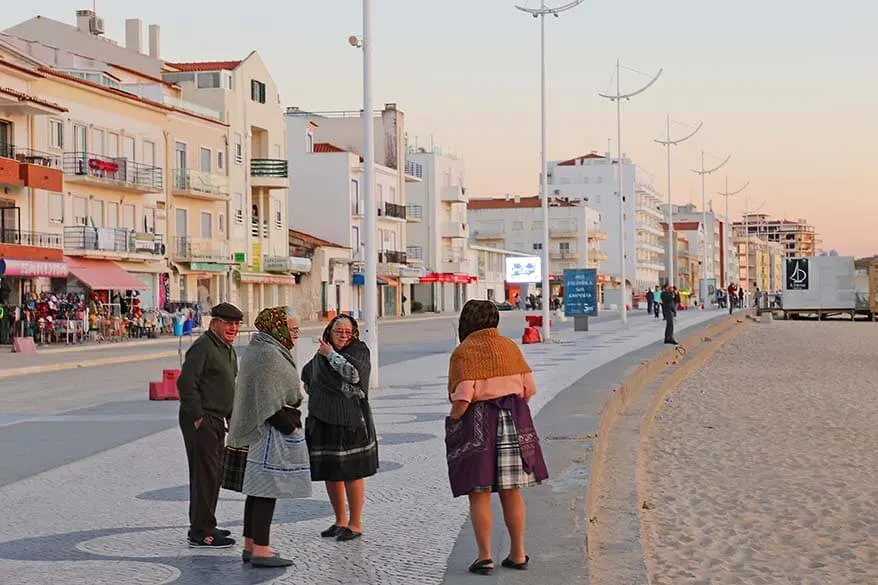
[640,321,878,585]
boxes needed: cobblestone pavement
[0,310,722,584]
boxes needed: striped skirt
[472,410,538,493]
[305,414,379,482]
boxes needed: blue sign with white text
[563,268,598,317]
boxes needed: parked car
[494,300,514,311]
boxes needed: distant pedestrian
[661,285,678,345]
[445,300,549,576]
[652,286,661,318]
[302,315,378,542]
[646,289,654,315]
[177,302,243,548]
[738,287,744,308]
[227,306,310,567]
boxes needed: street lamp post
[691,149,729,299]
[654,116,702,288]
[515,0,583,342]
[598,60,661,324]
[717,176,749,287]
[361,0,379,387]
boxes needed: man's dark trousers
[664,316,674,343]
[180,413,225,538]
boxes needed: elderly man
[177,302,243,548]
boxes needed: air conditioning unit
[90,17,105,35]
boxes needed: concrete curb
[0,349,180,380]
[584,313,750,585]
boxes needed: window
[175,208,188,237]
[250,80,266,103]
[351,179,360,215]
[107,202,118,228]
[233,193,243,223]
[91,128,104,155]
[197,72,221,89]
[378,229,385,251]
[73,124,87,153]
[122,204,136,230]
[273,199,282,228]
[560,242,571,252]
[49,193,64,223]
[217,150,224,170]
[107,132,119,158]
[200,212,212,238]
[233,133,243,163]
[533,242,542,251]
[512,221,523,231]
[200,147,211,172]
[388,231,397,252]
[49,120,64,149]
[143,140,156,167]
[377,184,384,206]
[389,186,397,204]
[351,225,360,257]
[218,213,225,233]
[142,207,156,233]
[92,200,104,228]
[122,136,135,160]
[72,197,87,225]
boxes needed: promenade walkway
[0,310,723,584]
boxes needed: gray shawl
[228,332,302,448]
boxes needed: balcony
[63,152,162,193]
[172,236,231,263]
[441,258,470,274]
[441,185,466,203]
[404,160,423,180]
[588,230,609,241]
[1,228,62,249]
[250,159,289,189]
[64,226,164,258]
[549,225,577,238]
[264,255,312,274]
[406,204,423,223]
[472,227,504,241]
[406,245,424,264]
[379,250,407,265]
[590,250,609,261]
[379,201,407,221]
[1,145,63,191]
[440,221,468,239]
[172,169,229,200]
[550,249,579,260]
[251,218,269,238]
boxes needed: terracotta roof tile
[166,60,242,72]
[557,151,606,166]
[289,229,348,250]
[467,196,580,210]
[660,221,701,231]
[0,86,67,112]
[313,142,363,163]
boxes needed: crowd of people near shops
[0,288,204,346]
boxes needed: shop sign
[190,262,228,273]
[251,243,261,271]
[0,259,68,278]
[233,251,247,264]
[563,268,598,317]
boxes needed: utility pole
[361,0,379,387]
[514,0,583,341]
[598,60,661,323]
[654,117,701,288]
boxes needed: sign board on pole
[786,258,809,290]
[563,268,598,317]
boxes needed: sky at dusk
[6,1,878,255]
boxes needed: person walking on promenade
[445,300,549,576]
[302,315,378,542]
[227,307,310,568]
[652,286,661,318]
[728,282,737,315]
[661,285,678,345]
[177,302,243,548]
[646,288,654,315]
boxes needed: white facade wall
[547,155,664,290]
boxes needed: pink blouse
[450,373,537,404]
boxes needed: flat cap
[209,302,244,321]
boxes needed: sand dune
[641,322,878,585]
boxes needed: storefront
[351,272,389,320]
[172,262,230,313]
[117,260,168,311]
[236,271,298,325]
[419,272,478,313]
[0,257,69,305]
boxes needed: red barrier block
[12,338,36,353]
[162,369,181,382]
[149,380,180,401]
[522,327,542,344]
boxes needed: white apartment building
[661,203,738,290]
[5,10,295,323]
[547,151,664,291]
[405,146,474,312]
[285,104,419,318]
[467,195,605,301]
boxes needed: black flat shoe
[501,555,529,570]
[469,559,494,575]
[242,550,251,563]
[336,527,362,542]
[320,524,343,538]
[250,554,293,568]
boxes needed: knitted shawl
[447,328,532,399]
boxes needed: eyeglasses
[216,319,242,327]
[332,330,353,337]
[290,327,300,334]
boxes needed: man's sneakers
[188,530,236,548]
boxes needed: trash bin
[173,320,184,337]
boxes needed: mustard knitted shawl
[447,328,532,399]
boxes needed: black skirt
[305,403,378,482]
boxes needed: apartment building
[4,11,296,322]
[734,213,817,258]
[467,195,605,301]
[547,151,664,291]
[735,236,784,292]
[405,145,475,312]
[288,229,352,321]
[285,104,420,318]
[661,221,704,295]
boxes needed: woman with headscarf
[301,315,377,542]
[445,299,549,576]
[227,306,310,568]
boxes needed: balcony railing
[379,250,407,264]
[64,226,164,255]
[406,204,423,221]
[1,229,62,248]
[406,245,423,261]
[381,201,407,220]
[63,152,163,191]
[0,144,61,168]
[250,159,288,178]
[173,236,230,262]
[173,168,229,196]
[404,160,423,179]
[251,218,269,238]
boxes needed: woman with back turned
[445,300,549,576]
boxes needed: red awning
[64,256,147,291]
[0,259,68,278]
[420,272,477,284]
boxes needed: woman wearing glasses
[302,315,378,542]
